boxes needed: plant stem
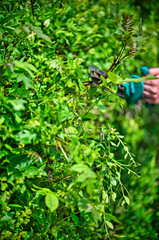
[108,44,125,72]
[30,0,35,20]
[81,102,95,120]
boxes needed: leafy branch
[86,11,147,88]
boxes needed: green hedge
[0,0,159,239]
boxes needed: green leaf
[78,199,92,212]
[46,59,63,73]
[14,60,37,78]
[105,213,120,223]
[110,176,117,186]
[86,168,96,179]
[76,173,87,182]
[124,196,130,205]
[9,99,27,111]
[112,192,117,202]
[86,180,94,195]
[30,25,52,43]
[17,74,34,89]
[70,214,80,225]
[45,192,59,212]
[24,62,38,73]
[71,164,87,172]
[106,220,114,229]
[15,130,36,144]
[11,155,32,171]
[77,78,85,91]
[102,191,109,203]
[107,72,117,83]
[1,12,21,25]
[24,166,38,178]
[36,210,46,225]
[8,204,23,209]
[88,87,98,98]
[1,212,14,222]
[58,104,74,122]
[73,58,84,66]
[80,112,97,121]
[95,100,106,111]
[92,208,99,225]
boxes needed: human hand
[143,68,159,104]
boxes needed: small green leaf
[107,72,118,83]
[77,78,85,91]
[24,166,38,178]
[105,213,120,223]
[92,208,99,225]
[45,192,59,212]
[30,25,52,43]
[106,220,114,229]
[102,191,109,203]
[9,99,27,111]
[81,112,97,121]
[76,173,87,182]
[15,130,36,144]
[17,74,34,89]
[14,60,37,78]
[36,210,46,225]
[1,212,14,222]
[1,12,21,25]
[95,100,106,111]
[110,141,116,146]
[8,204,23,209]
[58,104,74,122]
[110,176,117,186]
[112,192,117,202]
[70,214,80,225]
[124,196,130,205]
[71,164,86,172]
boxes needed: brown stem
[120,56,133,64]
[110,60,120,72]
[52,175,71,183]
[108,44,125,72]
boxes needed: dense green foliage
[0,0,159,239]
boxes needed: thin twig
[30,0,35,20]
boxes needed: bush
[0,0,159,239]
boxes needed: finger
[143,85,153,92]
[143,90,158,99]
[149,68,159,76]
[143,85,158,94]
[144,98,156,104]
[143,97,159,104]
[143,80,155,85]
[143,79,159,86]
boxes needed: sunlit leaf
[45,192,59,212]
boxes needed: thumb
[149,68,159,76]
